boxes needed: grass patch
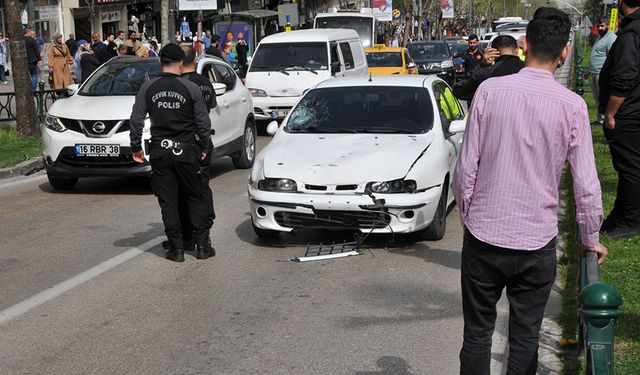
[0,127,41,169]
[560,35,640,374]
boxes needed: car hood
[245,70,330,97]
[47,94,135,120]
[263,133,433,185]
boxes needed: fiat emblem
[92,122,106,133]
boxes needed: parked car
[407,41,455,85]
[248,75,466,240]
[42,56,256,189]
[245,29,368,122]
[364,45,418,75]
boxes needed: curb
[0,158,44,180]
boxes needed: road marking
[0,236,165,326]
[0,173,46,190]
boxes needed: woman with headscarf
[47,32,73,89]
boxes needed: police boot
[165,240,185,262]
[195,233,215,260]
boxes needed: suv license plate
[271,110,288,119]
[75,144,120,157]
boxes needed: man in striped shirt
[453,8,608,375]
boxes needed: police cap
[159,43,185,62]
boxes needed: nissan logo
[92,122,106,133]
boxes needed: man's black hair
[595,18,605,25]
[624,0,640,8]
[182,45,196,66]
[129,30,136,37]
[526,7,571,63]
[160,57,180,66]
[468,34,479,41]
[491,35,518,50]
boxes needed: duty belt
[153,139,194,156]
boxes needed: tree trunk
[161,0,169,46]
[6,0,38,139]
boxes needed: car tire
[421,183,448,241]
[47,175,78,190]
[252,219,280,238]
[232,119,256,169]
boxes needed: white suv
[41,55,256,189]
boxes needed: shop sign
[101,11,121,23]
[179,0,218,11]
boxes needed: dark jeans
[177,146,215,244]
[29,63,38,90]
[603,120,640,228]
[460,230,556,375]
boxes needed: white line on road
[0,235,165,326]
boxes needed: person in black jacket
[599,0,640,239]
[24,28,41,90]
[453,35,525,102]
[205,35,223,60]
[130,44,214,262]
[65,34,78,57]
[235,32,249,77]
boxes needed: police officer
[159,45,217,254]
[130,44,214,262]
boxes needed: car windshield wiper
[277,69,290,76]
[284,66,318,75]
[290,127,355,133]
[352,127,416,134]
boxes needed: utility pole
[6,0,38,139]
[161,0,169,45]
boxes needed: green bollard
[580,282,623,375]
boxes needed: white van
[245,29,367,121]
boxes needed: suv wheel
[47,175,78,190]
[232,119,256,169]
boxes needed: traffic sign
[392,9,401,19]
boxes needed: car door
[199,61,235,148]
[432,81,465,182]
[212,62,245,144]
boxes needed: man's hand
[581,242,609,265]
[482,47,499,65]
[201,152,207,161]
[605,113,616,129]
[132,150,145,164]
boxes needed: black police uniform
[130,71,212,261]
[175,71,217,248]
[462,49,484,77]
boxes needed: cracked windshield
[79,60,161,96]
[285,86,433,134]
[249,42,328,72]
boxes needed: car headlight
[43,114,66,132]
[366,179,417,194]
[258,178,298,192]
[143,117,151,133]
[249,88,267,97]
[441,60,454,69]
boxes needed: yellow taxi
[364,45,418,75]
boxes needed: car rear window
[366,52,403,67]
[285,86,433,134]
[79,59,161,96]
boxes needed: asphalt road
[0,136,509,375]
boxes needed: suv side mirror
[266,120,279,136]
[66,84,79,96]
[212,82,227,96]
[330,61,341,75]
[449,119,466,133]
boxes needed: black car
[407,41,455,85]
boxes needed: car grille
[274,210,391,230]
[56,146,138,169]
[59,118,130,137]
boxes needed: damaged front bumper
[248,185,443,234]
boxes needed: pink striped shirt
[453,67,603,249]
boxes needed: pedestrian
[124,30,144,56]
[129,44,214,262]
[158,44,216,253]
[90,33,109,64]
[24,28,41,90]
[65,33,78,57]
[73,39,88,83]
[222,42,233,64]
[148,40,159,57]
[79,44,101,83]
[203,30,213,49]
[452,35,524,102]
[115,30,126,48]
[462,34,483,77]
[205,35,223,59]
[47,33,73,89]
[0,33,8,84]
[453,8,607,374]
[586,19,616,127]
[599,0,640,239]
[105,34,118,58]
[236,32,249,74]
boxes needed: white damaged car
[248,75,466,240]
